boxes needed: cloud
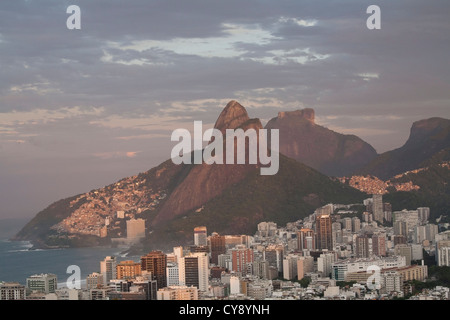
[1,0,450,218]
[92,151,141,159]
[126,151,139,158]
[0,106,104,124]
[105,22,278,60]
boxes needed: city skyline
[2,194,449,301]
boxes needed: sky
[0,0,449,219]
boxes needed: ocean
[0,218,137,288]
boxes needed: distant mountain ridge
[359,117,450,179]
[265,109,378,176]
[13,101,449,250]
[14,101,367,250]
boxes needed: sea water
[0,238,133,287]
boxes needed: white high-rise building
[437,247,450,267]
[173,246,184,263]
[282,254,299,280]
[381,271,403,294]
[417,207,430,223]
[426,224,439,243]
[332,222,342,246]
[415,225,427,244]
[394,210,419,230]
[100,256,117,286]
[230,276,240,295]
[166,262,180,286]
[297,256,314,280]
[394,244,412,266]
[411,244,424,261]
[86,272,104,290]
[436,240,450,266]
[26,274,57,294]
[352,217,361,233]
[196,253,209,292]
[178,252,209,292]
[253,259,270,280]
[317,252,336,277]
[342,218,352,232]
[218,253,232,270]
[373,194,383,223]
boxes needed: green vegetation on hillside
[144,155,366,251]
[384,162,450,219]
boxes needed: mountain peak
[359,116,449,179]
[410,117,449,136]
[214,100,250,135]
[265,108,377,176]
[277,108,315,124]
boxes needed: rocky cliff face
[15,100,369,249]
[265,109,378,177]
[213,100,251,134]
[21,101,448,250]
[151,101,263,226]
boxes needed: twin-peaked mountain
[151,101,264,226]
[14,101,449,251]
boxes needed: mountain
[151,101,263,226]
[265,109,378,177]
[340,159,450,221]
[359,117,450,180]
[383,161,450,220]
[144,154,366,251]
[14,101,366,250]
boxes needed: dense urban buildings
[2,198,449,301]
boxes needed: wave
[7,249,33,253]
[7,247,64,253]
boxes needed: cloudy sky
[0,0,449,219]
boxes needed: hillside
[144,154,366,251]
[384,161,450,220]
[14,101,367,250]
[359,117,450,179]
[342,159,450,221]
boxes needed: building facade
[100,256,117,286]
[0,282,25,300]
[26,274,57,294]
[116,261,141,280]
[157,286,199,300]
[316,214,332,251]
[141,250,167,289]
